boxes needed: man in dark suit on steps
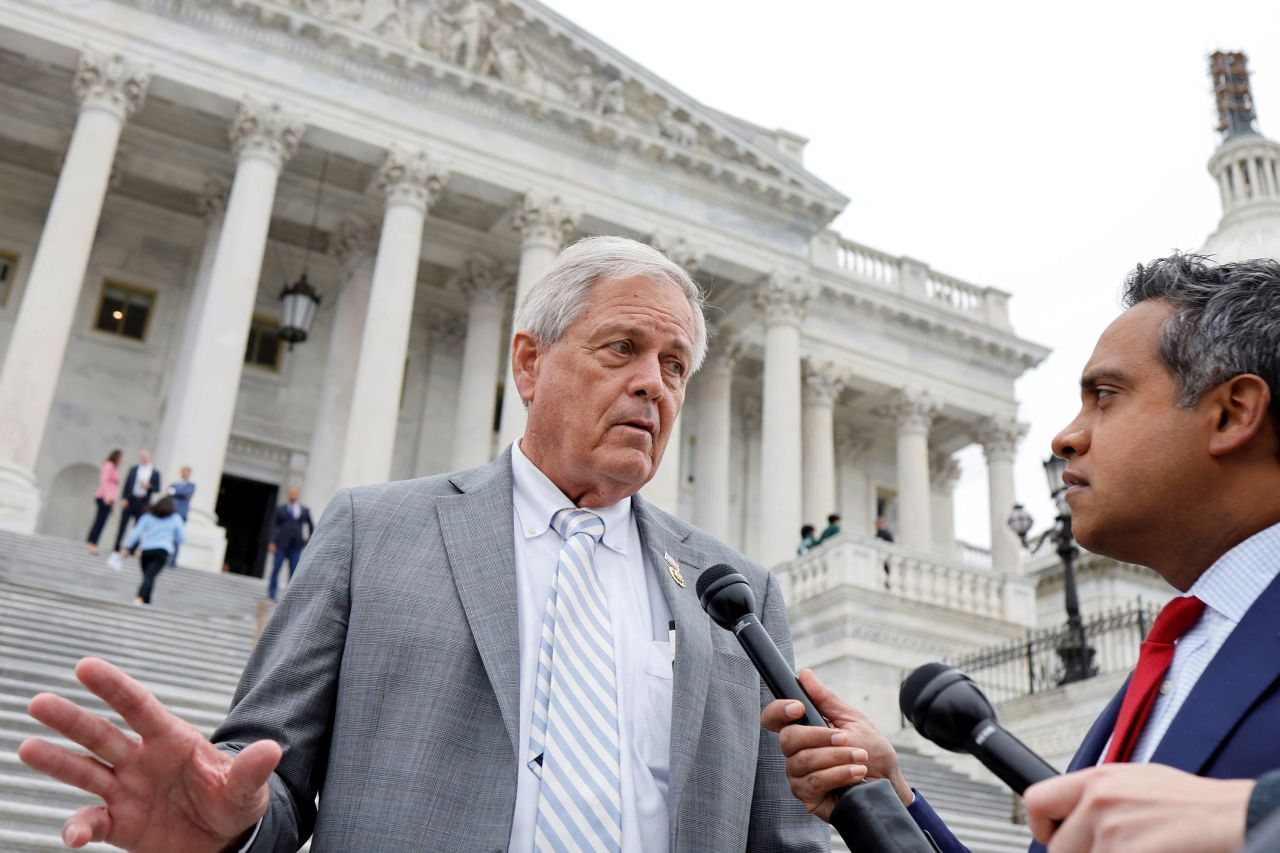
[266,487,312,601]
[113,449,161,553]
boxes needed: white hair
[512,235,708,372]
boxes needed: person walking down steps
[122,496,185,605]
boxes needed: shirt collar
[511,440,631,553]
[1186,520,1280,624]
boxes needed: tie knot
[552,507,605,544]
[1147,595,1206,645]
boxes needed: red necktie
[1103,595,1206,763]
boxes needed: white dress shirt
[132,463,153,499]
[508,441,674,853]
[1112,521,1280,763]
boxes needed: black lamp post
[1007,456,1098,685]
[278,152,328,349]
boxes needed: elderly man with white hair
[20,236,829,853]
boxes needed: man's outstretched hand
[18,657,280,852]
[760,668,913,821]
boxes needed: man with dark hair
[817,513,841,544]
[763,254,1280,853]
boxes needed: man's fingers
[787,746,868,778]
[225,739,282,808]
[61,804,112,848]
[75,657,176,740]
[17,737,117,800]
[27,692,135,766]
[1024,770,1091,843]
[777,723,850,758]
[760,698,806,733]
[789,763,868,807]
[796,669,860,724]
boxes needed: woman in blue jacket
[122,496,185,605]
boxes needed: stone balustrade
[811,231,1013,330]
[776,535,1036,626]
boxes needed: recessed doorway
[215,474,278,578]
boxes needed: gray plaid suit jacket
[214,450,829,852]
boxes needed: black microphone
[697,564,825,726]
[698,564,939,853]
[900,662,1059,795]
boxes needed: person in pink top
[85,449,122,555]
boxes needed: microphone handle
[968,721,1059,795]
[731,614,826,728]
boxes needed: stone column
[929,451,963,556]
[643,411,683,516]
[834,424,873,535]
[163,99,303,571]
[0,52,149,532]
[496,193,578,451]
[693,339,741,540]
[301,217,379,513]
[452,255,512,469]
[415,314,466,476]
[801,360,844,530]
[755,274,810,567]
[977,417,1027,573]
[337,147,446,489]
[888,388,935,552]
[155,176,228,479]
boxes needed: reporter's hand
[1024,764,1255,853]
[267,544,276,554]
[760,668,912,820]
[19,657,281,852]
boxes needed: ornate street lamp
[278,152,328,348]
[1006,456,1098,685]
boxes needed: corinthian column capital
[754,273,811,327]
[73,51,150,119]
[229,98,305,167]
[884,387,936,434]
[512,192,579,248]
[457,253,513,305]
[330,216,380,269]
[195,175,230,222]
[376,146,448,212]
[652,232,704,277]
[802,360,845,407]
[974,417,1027,463]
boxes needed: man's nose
[1052,413,1088,458]
[630,354,665,399]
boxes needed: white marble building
[0,0,1056,733]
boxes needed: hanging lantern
[279,274,320,347]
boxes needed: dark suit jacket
[121,465,161,506]
[213,451,828,853]
[910,570,1280,853]
[269,504,313,549]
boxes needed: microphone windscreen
[899,661,952,719]
[696,563,737,599]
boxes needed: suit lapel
[633,496,713,847]
[437,452,523,755]
[1150,573,1280,773]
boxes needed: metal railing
[950,602,1160,705]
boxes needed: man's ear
[511,331,541,405]
[1206,374,1273,456]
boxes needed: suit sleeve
[211,489,354,853]
[744,570,832,852]
[906,791,970,853]
[1249,768,1280,832]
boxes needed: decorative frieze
[228,98,304,165]
[73,51,150,119]
[375,146,447,211]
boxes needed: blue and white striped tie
[529,508,622,853]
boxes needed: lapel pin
[664,552,685,588]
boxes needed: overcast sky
[542,0,1280,547]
